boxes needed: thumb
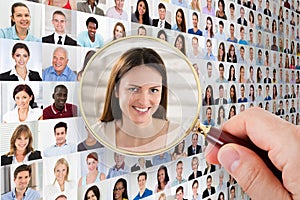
[217,144,291,200]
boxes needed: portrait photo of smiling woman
[80,37,200,155]
[95,47,178,152]
[2,84,42,123]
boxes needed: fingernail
[218,146,240,173]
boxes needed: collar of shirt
[12,152,31,164]
[49,65,69,77]
[54,143,68,148]
[54,33,66,44]
[135,162,146,170]
[89,5,97,14]
[11,25,32,41]
[50,103,68,115]
[10,67,29,81]
[114,162,125,170]
[12,187,29,198]
[88,4,96,14]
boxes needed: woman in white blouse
[3,84,42,123]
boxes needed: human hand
[205,107,300,199]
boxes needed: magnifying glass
[79,36,281,181]
[79,36,200,156]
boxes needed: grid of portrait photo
[0,0,299,199]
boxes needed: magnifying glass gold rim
[79,35,202,156]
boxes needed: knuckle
[238,165,261,194]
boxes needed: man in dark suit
[263,0,272,16]
[202,175,216,199]
[276,100,285,116]
[152,3,171,29]
[263,67,272,83]
[246,0,256,10]
[131,158,152,172]
[187,133,202,156]
[215,85,228,105]
[42,10,77,46]
[237,7,248,26]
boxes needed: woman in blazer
[1,124,42,166]
[0,43,41,81]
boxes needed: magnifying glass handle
[198,125,282,183]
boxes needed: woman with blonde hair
[158,192,167,200]
[78,152,105,186]
[113,22,126,40]
[45,158,75,199]
[1,124,41,166]
[190,0,201,12]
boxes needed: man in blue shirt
[133,172,153,200]
[77,17,104,48]
[152,152,171,166]
[188,12,202,36]
[107,153,130,178]
[227,24,238,43]
[43,47,76,81]
[256,13,264,30]
[238,84,248,103]
[264,85,272,101]
[172,0,187,8]
[203,107,215,126]
[172,161,187,186]
[43,121,76,157]
[238,27,248,45]
[214,21,226,41]
[1,164,40,200]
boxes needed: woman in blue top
[0,2,40,42]
[172,8,186,32]
[203,16,214,38]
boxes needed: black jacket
[42,33,77,46]
[0,70,42,81]
[152,19,171,29]
[1,151,42,166]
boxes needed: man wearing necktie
[152,3,171,29]
[187,133,202,156]
[42,10,77,46]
